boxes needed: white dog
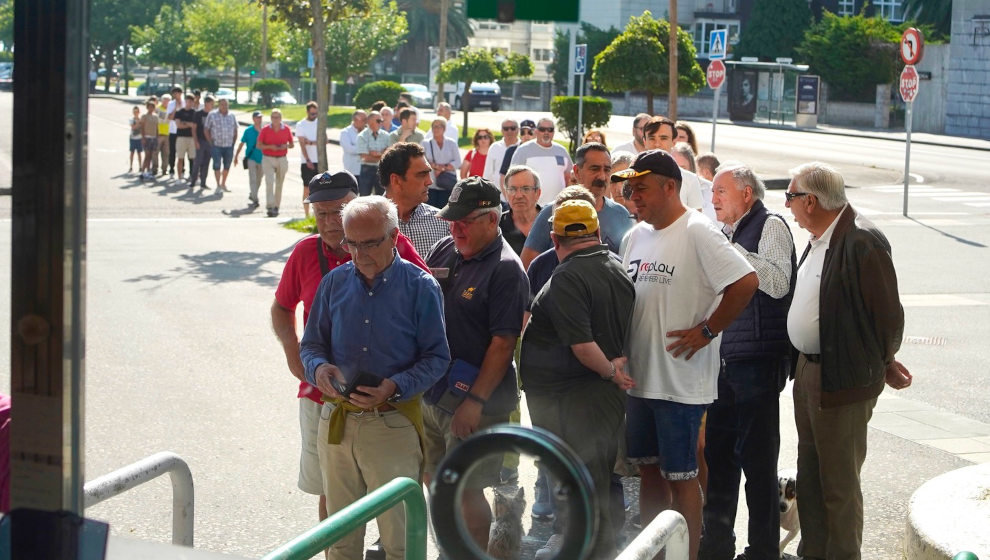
[778,468,800,557]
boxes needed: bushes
[188,77,220,93]
[353,81,405,109]
[252,78,291,108]
[550,96,613,155]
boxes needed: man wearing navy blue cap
[422,176,529,551]
[272,171,429,540]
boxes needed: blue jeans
[211,145,233,170]
[358,164,381,196]
[700,358,784,560]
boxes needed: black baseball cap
[611,149,682,182]
[305,171,358,203]
[437,176,502,221]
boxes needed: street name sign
[707,60,726,89]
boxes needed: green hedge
[188,77,220,93]
[251,78,291,108]
[550,96,613,155]
[353,81,405,110]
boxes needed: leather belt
[803,353,822,363]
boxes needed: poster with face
[728,69,758,121]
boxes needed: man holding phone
[299,195,449,560]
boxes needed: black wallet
[331,370,383,398]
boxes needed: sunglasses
[477,135,491,140]
[502,126,518,131]
[537,126,554,133]
[784,191,810,202]
[520,129,535,135]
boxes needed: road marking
[932,197,990,203]
[909,172,925,183]
[964,202,990,207]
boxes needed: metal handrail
[262,476,426,560]
[83,451,194,547]
[615,509,690,560]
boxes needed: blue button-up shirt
[300,252,450,400]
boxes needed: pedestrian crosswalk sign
[709,29,727,61]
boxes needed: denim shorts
[625,396,706,480]
[129,138,143,152]
[211,145,234,170]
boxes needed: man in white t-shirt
[509,117,572,206]
[166,86,182,178]
[436,102,458,140]
[295,101,324,219]
[613,150,758,560]
[484,118,519,188]
[642,116,706,214]
[612,112,650,155]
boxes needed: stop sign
[707,60,726,89]
[900,65,919,103]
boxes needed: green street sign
[466,0,580,23]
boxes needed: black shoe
[365,538,385,560]
[248,198,259,209]
[267,208,278,218]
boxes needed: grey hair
[341,195,399,236]
[504,165,541,191]
[788,162,847,210]
[610,150,636,168]
[431,116,447,127]
[716,163,766,200]
[671,142,697,173]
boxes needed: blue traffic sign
[574,44,587,76]
[709,29,727,61]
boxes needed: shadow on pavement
[124,243,294,288]
[908,217,988,248]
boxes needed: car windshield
[403,84,427,92]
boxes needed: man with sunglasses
[272,173,430,552]
[498,119,536,188]
[299,193,449,560]
[484,118,519,188]
[422,177,529,552]
[509,117,572,205]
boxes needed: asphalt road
[0,93,987,558]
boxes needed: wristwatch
[605,362,616,381]
[701,323,718,340]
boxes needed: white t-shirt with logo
[509,140,572,205]
[295,117,319,164]
[622,210,754,404]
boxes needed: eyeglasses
[784,191,810,202]
[450,212,491,228]
[520,129,535,135]
[537,126,554,133]
[341,235,388,252]
[502,126,518,131]
[477,135,491,140]
[506,186,537,194]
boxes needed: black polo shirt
[499,205,540,256]
[194,109,209,142]
[426,234,529,415]
[521,244,635,394]
[174,108,195,137]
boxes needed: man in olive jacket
[784,162,912,560]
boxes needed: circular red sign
[707,60,726,89]
[900,65,919,103]
[901,28,924,65]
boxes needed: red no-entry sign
[707,60,726,89]
[900,65,919,103]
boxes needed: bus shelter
[725,60,813,127]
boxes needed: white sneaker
[534,534,563,560]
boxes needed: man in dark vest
[700,164,796,560]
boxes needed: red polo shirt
[259,124,293,157]
[274,233,430,402]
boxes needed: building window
[532,48,553,62]
[838,0,855,16]
[693,20,740,59]
[475,19,510,31]
[874,0,904,21]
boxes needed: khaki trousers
[262,155,288,210]
[317,403,423,560]
[793,355,876,560]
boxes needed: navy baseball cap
[305,171,358,203]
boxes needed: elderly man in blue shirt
[300,195,449,560]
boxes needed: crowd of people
[255,100,913,560]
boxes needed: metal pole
[567,27,576,97]
[903,100,913,217]
[615,509,689,560]
[710,85,719,152]
[577,76,584,142]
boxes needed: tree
[592,11,704,115]
[325,0,408,85]
[261,0,375,173]
[902,0,951,39]
[735,0,812,61]
[91,0,165,92]
[435,48,534,137]
[131,4,198,87]
[0,0,12,52]
[186,0,270,96]
[548,23,621,93]
[797,11,901,102]
[394,0,472,76]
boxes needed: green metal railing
[261,477,427,560]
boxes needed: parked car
[400,83,434,108]
[136,82,182,96]
[454,82,501,112]
[97,68,120,80]
[273,91,297,105]
[0,62,12,90]
[214,88,237,103]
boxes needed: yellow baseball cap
[552,200,599,237]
